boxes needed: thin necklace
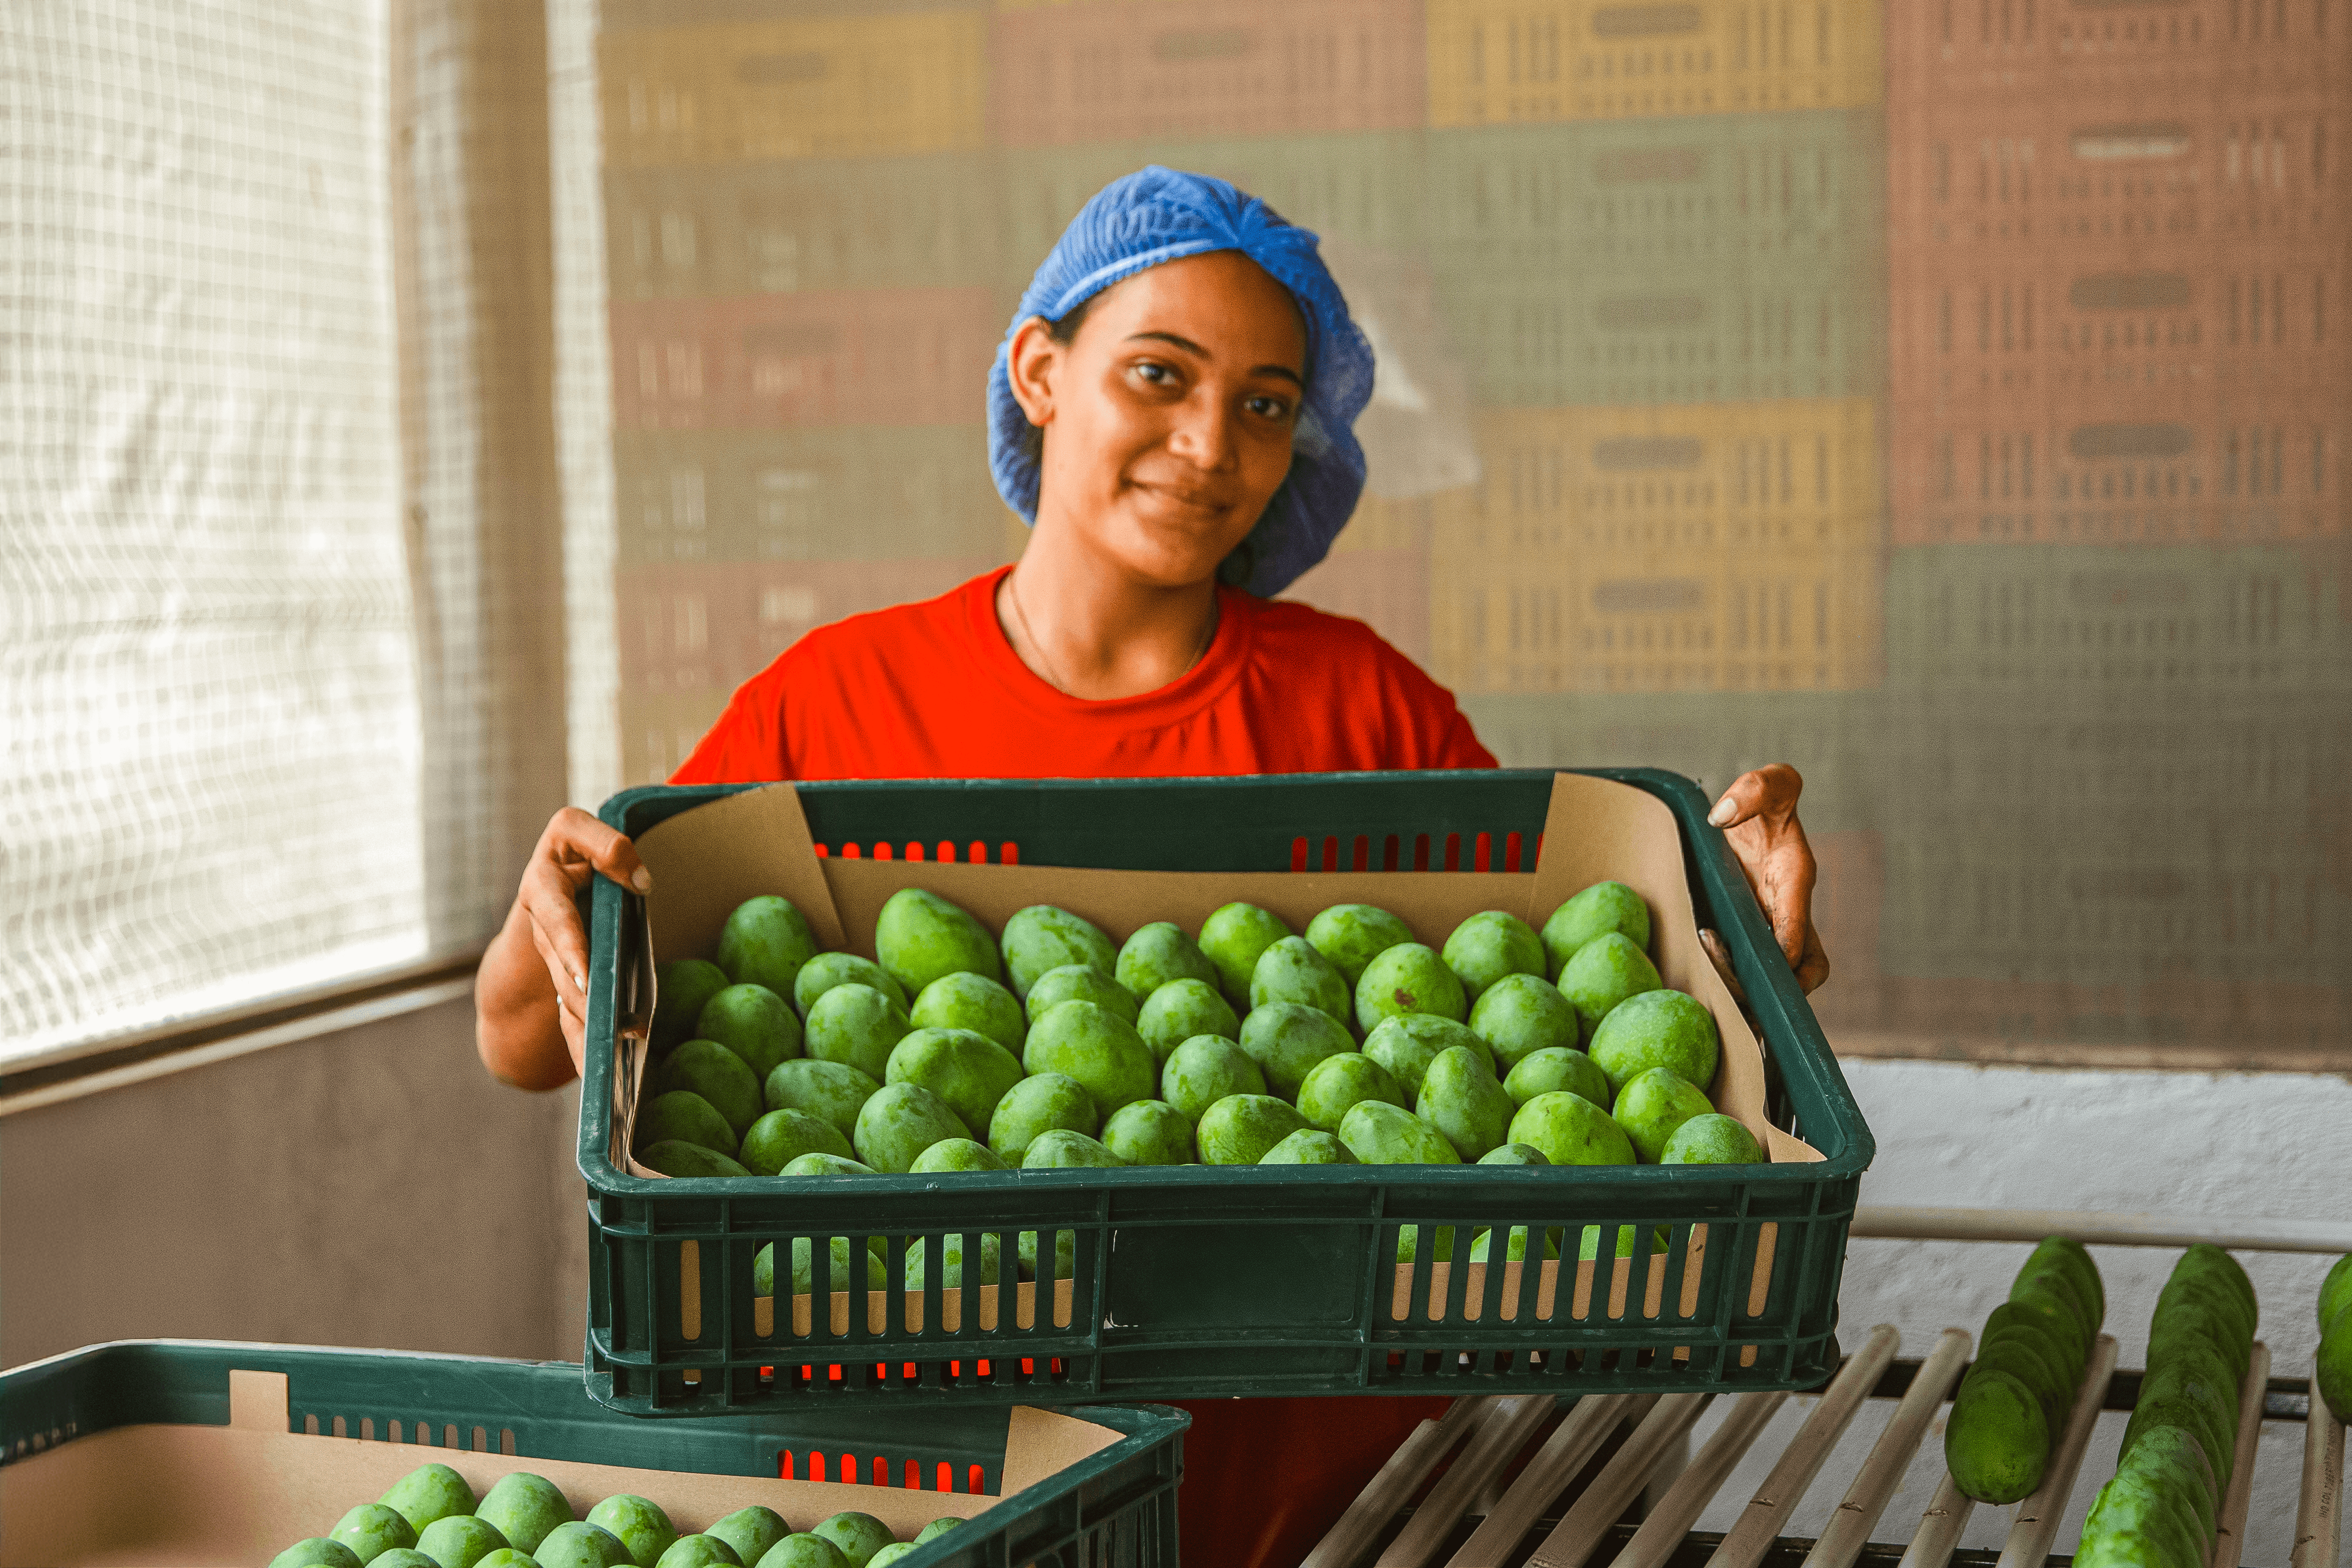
[1008,570,1218,698]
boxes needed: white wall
[1691,1059,2352,1560]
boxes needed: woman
[478,168,1827,1566]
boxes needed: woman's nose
[1165,395,1238,472]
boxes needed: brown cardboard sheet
[0,1369,1112,1566]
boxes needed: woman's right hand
[477,807,649,1088]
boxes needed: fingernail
[632,868,653,893]
[573,971,585,990]
[1708,798,1734,827]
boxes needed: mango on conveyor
[1000,904,1116,998]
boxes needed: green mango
[1115,921,1217,1002]
[2024,1235,2106,1326]
[694,984,802,1082]
[637,1140,750,1179]
[1336,1101,1460,1165]
[1586,989,1719,1095]
[2073,1532,2198,1568]
[910,1136,1007,1173]
[2320,1253,2352,1335]
[1362,1013,1491,1099]
[1660,1112,1763,1165]
[999,904,1116,999]
[987,1072,1098,1162]
[1466,973,1579,1069]
[1295,1052,1408,1133]
[1101,1099,1195,1165]
[1393,1225,1453,1265]
[804,1504,884,1568]
[2119,1423,2219,1538]
[781,1152,875,1177]
[802,983,913,1081]
[477,1473,572,1554]
[1417,1045,1515,1160]
[757,1537,848,1568]
[1470,1225,1560,1263]
[1136,979,1241,1064]
[364,1552,437,1568]
[331,1503,418,1564]
[1018,1229,1078,1282]
[2315,1318,2351,1424]
[885,1026,1024,1135]
[914,1520,962,1545]
[1478,1142,1551,1166]
[1943,1371,2049,1503]
[271,1543,361,1568]
[1508,1091,1636,1167]
[634,1088,738,1156]
[903,1231,1006,1289]
[707,1510,790,1568]
[874,888,999,995]
[867,1547,916,1567]
[792,952,906,1018]
[654,1538,742,1568]
[584,1497,675,1568]
[1502,1047,1611,1110]
[1023,1129,1126,1169]
[738,1108,852,1176]
[1249,936,1352,1028]
[1159,1035,1266,1121]
[1237,1001,1354,1099]
[754,1236,886,1296]
[1304,903,1415,987]
[474,1552,538,1568]
[1196,1094,1308,1164]
[1022,999,1155,1119]
[652,959,730,1054]
[1540,881,1651,978]
[762,1059,879,1145]
[1988,1298,2088,1375]
[416,1518,510,1568]
[907,971,1024,1053]
[1440,911,1546,1003]
[1198,903,1292,1006]
[717,896,818,997]
[654,1041,764,1141]
[1025,963,1140,1026]
[851,1082,968,1173]
[1259,1129,1359,1164]
[1574,1224,1661,1262]
[1556,932,1663,1041]
[1611,1066,1715,1164]
[1355,943,1467,1033]
[534,1523,633,1568]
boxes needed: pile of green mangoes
[633,881,1759,1288]
[2315,1251,2352,1422]
[2073,1245,2258,1565]
[1943,1236,2107,1503]
[268,1461,958,1568]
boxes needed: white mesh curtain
[0,0,567,1064]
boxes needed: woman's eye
[1131,361,1171,384]
[1247,395,1292,420]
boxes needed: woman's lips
[1129,479,1231,515]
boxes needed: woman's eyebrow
[1125,331,1305,388]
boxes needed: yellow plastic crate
[1426,398,1884,693]
[1428,0,1883,127]
[600,11,987,169]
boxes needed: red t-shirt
[671,564,1495,783]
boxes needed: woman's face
[1009,249,1307,588]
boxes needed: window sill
[0,948,488,1116]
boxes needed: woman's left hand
[1706,764,1830,995]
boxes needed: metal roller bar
[1852,1207,2352,1256]
[2214,1342,2274,1568]
[1897,1473,1976,1568]
[1995,1332,2120,1568]
[2291,1402,2345,1568]
[1705,1323,1905,1568]
[1807,1328,1974,1568]
[1302,1396,1501,1568]
[1520,1392,1714,1568]
[1442,1393,1649,1568]
[1607,1392,1789,1568]
[1373,1394,1555,1568]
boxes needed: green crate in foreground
[0,1340,1184,1566]
[582,769,1874,1414]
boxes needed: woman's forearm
[475,897,579,1090]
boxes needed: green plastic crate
[0,1341,1183,1566]
[580,768,1873,1414]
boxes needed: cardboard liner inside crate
[0,1366,1116,1566]
[611,770,1816,1332]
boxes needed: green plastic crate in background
[580,769,1874,1415]
[0,1341,1184,1567]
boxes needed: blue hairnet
[986,166,1374,598]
